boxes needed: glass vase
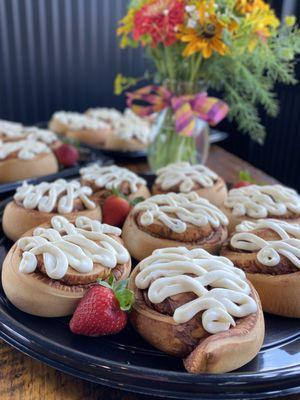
[147,81,210,172]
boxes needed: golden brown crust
[152,177,227,207]
[65,127,111,146]
[129,267,265,373]
[0,152,58,183]
[2,223,131,317]
[220,205,300,233]
[2,200,102,242]
[104,134,148,152]
[122,212,228,261]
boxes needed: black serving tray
[1,192,300,399]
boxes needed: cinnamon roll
[80,164,150,201]
[152,162,227,206]
[0,120,25,142]
[3,179,102,241]
[222,184,300,232]
[221,219,300,317]
[2,216,131,317]
[122,192,228,261]
[129,247,264,373]
[49,111,111,146]
[0,139,58,183]
[22,127,61,149]
[86,108,152,152]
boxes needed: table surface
[1,145,299,400]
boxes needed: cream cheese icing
[155,162,219,193]
[224,185,300,218]
[23,127,58,144]
[86,107,123,123]
[0,139,51,160]
[18,215,130,279]
[80,164,146,194]
[14,179,96,214]
[231,219,300,268]
[0,120,25,139]
[52,111,109,130]
[135,247,257,334]
[133,192,228,233]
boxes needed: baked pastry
[129,247,264,373]
[48,111,111,146]
[152,162,227,206]
[0,139,58,183]
[122,191,228,260]
[3,179,101,241]
[2,215,131,317]
[0,119,24,142]
[222,184,300,232]
[80,164,150,201]
[23,127,61,149]
[85,107,123,124]
[86,108,152,152]
[221,219,300,317]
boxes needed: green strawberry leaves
[98,276,135,312]
[107,186,145,207]
[239,170,256,184]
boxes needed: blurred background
[0,0,299,188]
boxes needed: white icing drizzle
[52,111,109,130]
[225,185,300,218]
[135,247,257,334]
[155,162,219,193]
[86,108,123,123]
[23,127,58,144]
[0,120,25,139]
[114,109,151,144]
[17,216,130,279]
[0,139,51,160]
[231,219,300,268]
[80,164,146,194]
[14,179,96,214]
[86,108,151,144]
[133,192,228,233]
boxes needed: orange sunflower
[178,1,228,58]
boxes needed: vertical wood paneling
[0,0,299,189]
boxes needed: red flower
[133,0,184,47]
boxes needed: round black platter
[1,197,300,399]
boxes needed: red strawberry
[69,277,134,337]
[102,195,131,226]
[233,180,252,189]
[54,143,79,167]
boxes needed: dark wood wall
[0,0,299,189]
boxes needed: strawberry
[69,277,134,337]
[233,170,256,189]
[102,189,144,227]
[54,143,79,167]
[233,180,252,189]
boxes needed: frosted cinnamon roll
[222,184,300,232]
[104,109,152,152]
[3,179,102,241]
[80,164,150,201]
[85,107,123,124]
[23,127,61,149]
[221,219,300,317]
[122,192,228,260]
[48,111,111,146]
[153,162,227,206]
[129,247,264,373]
[2,216,131,317]
[0,139,58,183]
[0,120,25,142]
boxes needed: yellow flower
[285,15,296,27]
[236,0,265,15]
[117,9,136,48]
[178,1,228,58]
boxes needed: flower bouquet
[116,0,300,170]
